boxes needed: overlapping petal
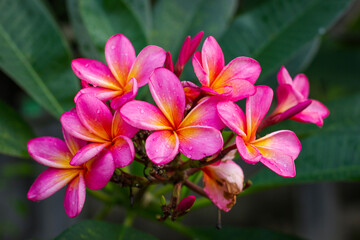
[105,34,136,87]
[109,136,135,168]
[215,79,256,101]
[177,126,223,160]
[201,36,224,83]
[27,137,73,168]
[27,168,79,201]
[71,59,121,89]
[180,97,225,130]
[111,110,138,139]
[64,173,86,218]
[120,100,172,130]
[192,51,209,86]
[110,77,138,109]
[145,130,179,165]
[149,68,185,128]
[293,74,309,98]
[70,142,110,166]
[277,66,293,85]
[74,87,121,103]
[235,136,262,164]
[291,100,330,127]
[128,46,166,87]
[85,150,114,190]
[217,101,246,137]
[62,128,87,156]
[76,95,113,141]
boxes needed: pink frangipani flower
[217,86,301,177]
[60,94,137,168]
[266,66,329,127]
[202,151,244,212]
[27,129,114,217]
[192,36,261,101]
[72,34,166,109]
[121,68,224,165]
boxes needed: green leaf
[67,0,100,59]
[78,0,147,60]
[55,220,158,240]
[0,100,34,158]
[248,94,360,192]
[151,0,237,54]
[219,0,354,81]
[192,227,302,240]
[0,0,79,118]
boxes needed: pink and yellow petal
[27,168,79,201]
[109,136,135,168]
[85,150,114,190]
[145,130,179,165]
[64,173,86,218]
[149,68,185,128]
[112,110,138,139]
[76,94,113,141]
[71,59,121,89]
[60,111,105,143]
[177,126,223,160]
[246,85,273,140]
[201,36,224,83]
[180,97,225,130]
[105,34,136,87]
[27,137,73,168]
[217,101,246,137]
[74,87,121,103]
[215,79,256,101]
[120,100,172,131]
[214,57,260,86]
[62,128,87,157]
[70,142,110,166]
[128,45,166,87]
[277,66,293,85]
[257,150,296,178]
[293,73,310,99]
[235,136,261,164]
[110,77,138,109]
[192,51,210,86]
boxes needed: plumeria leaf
[248,94,360,192]
[55,220,158,240]
[192,226,302,240]
[219,0,354,81]
[151,0,237,55]
[0,0,79,118]
[0,100,34,158]
[78,0,147,60]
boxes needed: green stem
[118,210,137,240]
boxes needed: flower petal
[217,101,246,137]
[235,136,261,164]
[74,87,121,103]
[110,77,138,109]
[128,45,166,87]
[180,97,225,130]
[272,84,304,115]
[182,81,201,103]
[110,136,135,168]
[192,51,209,86]
[70,142,110,166]
[202,160,244,212]
[61,111,104,142]
[277,66,293,85]
[120,100,172,130]
[293,73,309,99]
[215,57,261,86]
[149,68,185,128]
[27,137,73,168]
[62,128,87,156]
[71,59,121,89]
[292,99,330,127]
[216,79,256,101]
[76,94,113,141]
[64,173,86,218]
[112,110,138,139]
[27,168,79,201]
[145,130,179,165]
[246,85,273,140]
[201,36,224,84]
[177,126,223,160]
[105,34,136,87]
[85,150,114,190]
[252,130,301,177]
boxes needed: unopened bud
[160,195,167,206]
[176,195,196,216]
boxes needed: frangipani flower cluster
[27,33,329,217]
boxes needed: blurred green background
[0,0,359,239]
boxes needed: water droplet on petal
[140,109,144,114]
[188,146,193,151]
[111,45,115,50]
[85,64,89,68]
[188,154,192,159]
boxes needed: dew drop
[140,109,144,114]
[188,154,192,159]
[188,146,193,151]
[166,144,170,148]
[155,149,159,153]
[85,64,89,68]
[111,45,115,50]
